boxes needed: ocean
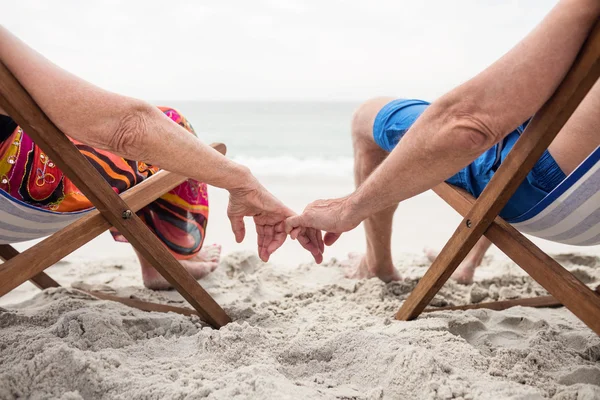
[162,101,359,178]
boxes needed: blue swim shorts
[373,98,567,221]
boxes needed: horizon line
[146,98,367,103]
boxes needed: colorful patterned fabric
[0,107,209,259]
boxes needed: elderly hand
[285,196,362,247]
[227,177,324,263]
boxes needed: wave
[231,156,354,177]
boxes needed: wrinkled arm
[0,25,250,190]
[349,0,599,223]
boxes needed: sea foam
[232,156,354,177]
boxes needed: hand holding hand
[285,196,362,247]
[227,177,324,263]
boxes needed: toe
[340,253,364,269]
[423,247,439,262]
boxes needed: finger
[304,229,323,264]
[258,238,269,263]
[307,228,324,256]
[296,233,312,251]
[290,227,302,240]
[228,215,246,243]
[262,224,275,245]
[260,249,269,263]
[266,230,287,256]
[316,229,324,254]
[255,224,267,262]
[296,233,321,263]
[315,252,323,264]
[256,223,264,245]
[263,222,287,261]
[324,232,341,246]
[256,223,271,260]
[260,224,276,262]
[285,215,308,234]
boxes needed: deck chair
[0,60,231,329]
[396,20,600,336]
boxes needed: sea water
[162,101,358,178]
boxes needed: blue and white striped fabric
[510,146,600,246]
[0,189,91,244]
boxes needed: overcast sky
[3,0,557,101]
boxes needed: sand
[1,249,599,400]
[1,179,600,399]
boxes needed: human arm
[0,26,323,262]
[287,0,600,240]
[0,25,248,190]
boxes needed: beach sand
[1,177,599,399]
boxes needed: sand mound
[1,251,599,399]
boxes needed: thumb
[228,215,246,243]
[324,232,341,246]
[285,214,307,234]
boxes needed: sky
[3,0,558,101]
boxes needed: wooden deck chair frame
[0,61,231,329]
[396,21,600,336]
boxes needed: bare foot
[423,247,438,263]
[423,247,475,285]
[451,263,476,285]
[140,244,222,290]
[341,252,401,282]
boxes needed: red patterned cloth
[0,107,209,259]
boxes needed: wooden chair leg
[396,21,600,323]
[0,245,60,289]
[425,183,600,335]
[79,289,201,317]
[423,286,600,313]
[423,295,564,313]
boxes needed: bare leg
[342,97,401,282]
[548,79,600,174]
[424,237,492,284]
[137,244,222,290]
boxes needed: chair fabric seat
[511,146,600,246]
[0,189,91,244]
